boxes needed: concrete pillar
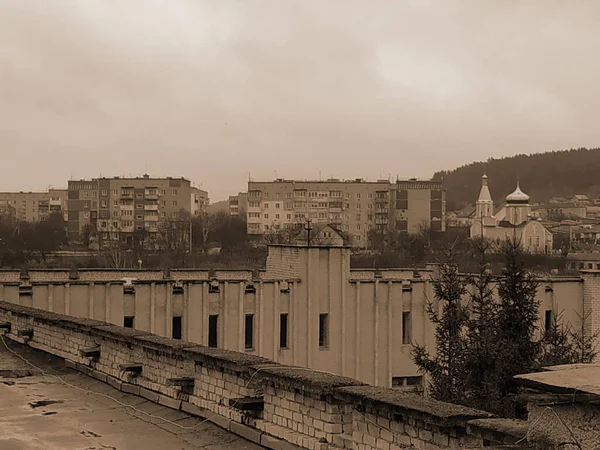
[48,284,54,313]
[340,248,347,377]
[374,280,380,386]
[221,282,227,349]
[150,282,156,334]
[202,282,209,346]
[88,282,95,319]
[166,281,172,339]
[273,281,280,361]
[306,250,312,368]
[292,281,298,366]
[105,283,111,324]
[387,281,393,388]
[65,283,70,315]
[183,282,189,341]
[355,281,361,379]
[238,282,244,352]
[258,282,264,355]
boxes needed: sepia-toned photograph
[1,1,599,449]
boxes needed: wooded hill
[435,147,600,211]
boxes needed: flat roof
[515,363,600,397]
[0,339,260,450]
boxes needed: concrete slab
[0,338,262,450]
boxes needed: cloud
[1,1,599,199]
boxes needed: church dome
[506,182,530,204]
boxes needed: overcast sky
[2,1,600,201]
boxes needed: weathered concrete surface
[0,339,262,450]
[515,363,600,396]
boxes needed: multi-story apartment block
[229,192,248,216]
[245,178,445,247]
[0,189,67,222]
[67,176,207,244]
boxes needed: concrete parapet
[0,300,532,449]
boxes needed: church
[470,174,553,253]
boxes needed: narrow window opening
[172,316,182,340]
[319,313,329,348]
[402,312,412,345]
[124,316,134,328]
[280,314,289,349]
[208,315,218,347]
[545,310,554,333]
[245,314,254,350]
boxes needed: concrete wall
[0,245,592,388]
[0,301,530,450]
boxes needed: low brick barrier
[0,301,527,449]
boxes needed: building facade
[245,178,445,247]
[229,192,248,216]
[1,243,590,389]
[470,175,553,253]
[67,176,207,244]
[0,189,67,222]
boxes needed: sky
[2,1,600,201]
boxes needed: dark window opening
[172,316,182,340]
[208,315,218,347]
[545,310,554,333]
[402,312,411,345]
[124,316,134,328]
[245,314,254,350]
[209,282,220,293]
[392,376,422,388]
[319,313,329,348]
[280,314,289,349]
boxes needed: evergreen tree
[461,238,501,411]
[412,249,468,404]
[493,239,540,400]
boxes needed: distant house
[572,194,590,206]
[292,224,346,247]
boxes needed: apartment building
[228,192,248,216]
[67,176,207,244]
[245,178,445,247]
[0,189,67,222]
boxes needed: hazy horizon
[2,1,600,201]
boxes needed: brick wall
[581,271,600,346]
[0,301,531,450]
[265,246,301,279]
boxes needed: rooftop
[0,338,260,450]
[515,363,600,398]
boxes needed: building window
[280,314,289,349]
[161,212,166,218]
[83,212,90,219]
[173,189,178,195]
[101,200,107,207]
[208,315,218,347]
[356,214,361,221]
[264,214,269,219]
[136,215,143,220]
[136,204,143,209]
[319,313,329,348]
[275,214,280,219]
[101,189,108,196]
[124,316,134,328]
[112,189,118,196]
[287,214,291,220]
[113,221,118,228]
[545,310,554,333]
[264,203,269,209]
[392,376,422,388]
[173,201,178,206]
[136,193,143,198]
[172,316,182,340]
[402,312,411,344]
[245,314,254,350]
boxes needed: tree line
[435,147,600,210]
[412,237,597,418]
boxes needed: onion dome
[506,181,530,204]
